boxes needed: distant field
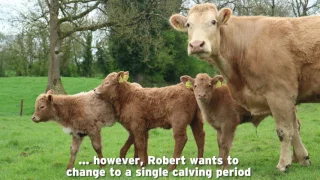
[1,77,320,180]
[0,77,103,116]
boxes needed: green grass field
[1,77,320,180]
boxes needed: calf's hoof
[300,156,311,166]
[222,165,230,170]
[66,165,73,171]
[168,164,177,171]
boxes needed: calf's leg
[120,131,135,158]
[89,132,105,168]
[168,125,188,171]
[190,110,205,159]
[219,124,236,170]
[67,135,84,170]
[132,127,148,167]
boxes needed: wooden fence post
[20,99,24,116]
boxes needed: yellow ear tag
[123,75,129,82]
[215,80,222,88]
[119,76,124,83]
[186,80,193,89]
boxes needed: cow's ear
[211,75,224,87]
[47,89,54,94]
[169,14,188,32]
[180,75,194,89]
[47,95,53,103]
[217,8,232,25]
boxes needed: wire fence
[0,99,34,117]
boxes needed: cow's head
[170,3,232,58]
[181,73,224,103]
[32,89,56,123]
[94,71,128,100]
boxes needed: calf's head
[94,71,128,100]
[181,74,224,103]
[32,89,56,123]
[170,3,232,58]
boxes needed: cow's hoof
[168,164,177,171]
[300,156,311,166]
[292,156,298,163]
[276,163,290,172]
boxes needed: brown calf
[181,73,301,169]
[32,90,116,169]
[94,71,205,170]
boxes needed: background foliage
[1,0,318,86]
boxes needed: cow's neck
[210,16,259,89]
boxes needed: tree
[45,0,113,94]
[291,0,320,16]
[107,0,218,86]
[81,31,93,77]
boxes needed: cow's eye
[211,20,216,25]
[194,85,197,88]
[186,23,190,27]
[40,106,45,109]
[209,84,212,88]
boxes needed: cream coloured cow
[170,3,320,172]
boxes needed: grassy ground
[1,77,320,180]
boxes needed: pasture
[1,77,320,180]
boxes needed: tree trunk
[271,0,275,16]
[46,0,66,94]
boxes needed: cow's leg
[88,132,105,168]
[168,124,188,171]
[190,112,205,159]
[132,127,147,167]
[120,131,134,158]
[291,114,310,166]
[292,118,301,163]
[67,135,84,170]
[220,124,236,170]
[267,95,309,172]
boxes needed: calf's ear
[117,71,125,83]
[180,75,194,89]
[211,75,224,87]
[217,8,232,25]
[47,95,53,103]
[47,89,54,94]
[123,71,129,82]
[169,14,188,32]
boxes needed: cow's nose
[32,116,36,121]
[198,93,206,98]
[189,40,205,53]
